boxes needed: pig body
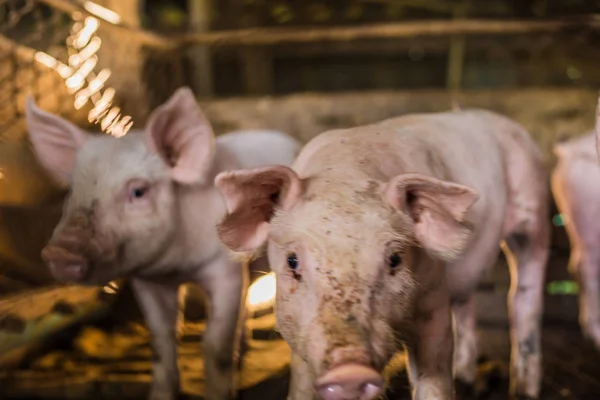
[215,109,550,400]
[551,131,600,349]
[25,88,301,400]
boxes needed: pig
[213,109,550,400]
[551,131,600,350]
[24,87,301,400]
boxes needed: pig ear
[25,97,88,186]
[146,87,215,185]
[383,173,479,261]
[215,165,302,252]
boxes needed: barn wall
[198,87,597,170]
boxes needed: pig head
[26,87,216,285]
[214,165,477,399]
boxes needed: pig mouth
[42,245,90,283]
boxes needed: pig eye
[132,187,147,199]
[126,180,151,203]
[388,252,402,269]
[286,252,299,270]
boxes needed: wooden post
[240,47,273,95]
[446,0,469,93]
[187,0,213,97]
[226,0,273,96]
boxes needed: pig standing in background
[551,131,600,350]
[214,109,549,400]
[25,87,301,400]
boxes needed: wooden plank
[175,18,600,47]
[187,0,214,97]
[0,284,119,368]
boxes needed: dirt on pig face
[42,132,179,285]
[268,177,419,378]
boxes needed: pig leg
[501,213,549,399]
[574,246,600,349]
[551,169,600,349]
[288,351,317,400]
[451,297,477,386]
[406,290,454,400]
[131,277,180,400]
[197,254,248,400]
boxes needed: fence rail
[36,0,600,48]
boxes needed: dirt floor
[1,308,599,400]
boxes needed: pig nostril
[319,384,341,400]
[363,382,382,398]
[316,364,383,400]
[323,384,341,394]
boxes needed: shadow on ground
[1,311,600,399]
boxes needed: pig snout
[41,245,89,282]
[315,346,384,400]
[316,364,383,400]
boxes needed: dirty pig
[25,87,301,400]
[551,131,600,351]
[214,109,550,400]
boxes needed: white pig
[25,87,301,400]
[551,131,600,349]
[214,109,550,400]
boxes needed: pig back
[294,109,510,222]
[215,130,301,170]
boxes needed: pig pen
[2,87,600,400]
[2,0,600,398]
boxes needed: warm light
[73,17,99,49]
[0,168,4,179]
[83,1,122,25]
[34,51,58,68]
[100,106,120,131]
[65,56,98,92]
[247,272,277,313]
[35,52,73,78]
[102,280,119,294]
[69,37,101,67]
[108,116,133,138]
[89,88,115,122]
[32,4,133,137]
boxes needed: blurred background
[1,0,600,399]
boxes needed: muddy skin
[25,88,302,400]
[215,109,550,399]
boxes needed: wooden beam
[175,17,600,47]
[31,1,600,49]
